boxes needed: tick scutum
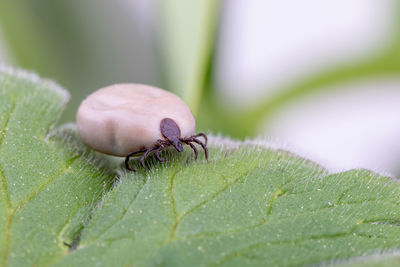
[160,118,183,152]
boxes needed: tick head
[160,118,184,152]
[172,139,184,152]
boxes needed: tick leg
[193,133,208,145]
[184,141,198,160]
[155,140,170,162]
[140,147,157,170]
[187,138,209,162]
[125,149,146,171]
[155,146,167,162]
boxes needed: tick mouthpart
[173,140,184,152]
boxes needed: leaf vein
[15,155,80,210]
[179,198,398,240]
[0,102,16,148]
[178,167,258,223]
[0,102,17,265]
[89,176,149,242]
[0,165,12,267]
[213,226,364,266]
[164,169,179,243]
[1,154,79,266]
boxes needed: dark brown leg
[193,133,207,145]
[140,147,157,170]
[125,149,147,171]
[187,138,209,162]
[155,146,167,162]
[184,140,198,160]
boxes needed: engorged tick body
[124,118,208,171]
[76,83,208,171]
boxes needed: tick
[76,83,208,171]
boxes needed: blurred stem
[158,0,220,116]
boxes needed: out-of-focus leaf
[334,252,400,267]
[198,2,400,138]
[0,1,156,122]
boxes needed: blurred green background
[0,0,399,175]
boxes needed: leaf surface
[0,66,114,266]
[54,140,400,266]
[2,66,400,266]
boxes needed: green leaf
[0,65,115,266]
[53,139,400,266]
[2,65,400,266]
